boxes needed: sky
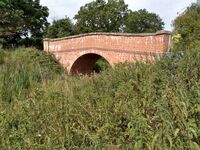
[40,0,197,31]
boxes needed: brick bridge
[43,30,171,75]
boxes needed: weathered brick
[43,31,171,75]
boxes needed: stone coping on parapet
[44,30,171,42]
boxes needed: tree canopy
[0,0,23,39]
[45,17,74,38]
[125,9,164,33]
[74,0,129,33]
[0,0,49,48]
[173,2,200,50]
[74,0,164,34]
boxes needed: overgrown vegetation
[93,58,111,73]
[0,48,199,149]
[0,50,5,64]
[172,2,200,51]
[0,0,199,149]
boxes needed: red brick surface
[44,31,171,74]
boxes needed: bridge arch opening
[70,53,111,75]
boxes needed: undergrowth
[0,48,199,149]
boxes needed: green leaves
[74,1,164,34]
[0,0,49,49]
[45,17,75,38]
[74,0,129,33]
[125,9,164,33]
[173,2,200,51]
[0,48,200,149]
[0,0,23,39]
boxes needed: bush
[93,58,111,73]
[0,48,199,149]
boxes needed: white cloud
[40,0,197,31]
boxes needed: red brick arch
[44,31,171,75]
[70,52,111,75]
[68,49,114,71]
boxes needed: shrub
[0,48,199,149]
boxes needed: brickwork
[43,30,171,74]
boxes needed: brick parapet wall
[44,30,171,41]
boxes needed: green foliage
[74,0,129,33]
[0,0,49,49]
[172,2,200,51]
[0,48,64,103]
[125,9,164,33]
[0,50,5,65]
[93,58,111,73]
[45,17,75,38]
[0,0,23,39]
[0,48,200,149]
[74,1,164,34]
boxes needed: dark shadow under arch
[70,53,110,75]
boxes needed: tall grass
[0,50,5,65]
[0,48,199,149]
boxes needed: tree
[0,0,49,49]
[173,2,200,51]
[45,17,74,38]
[74,0,129,33]
[0,0,22,39]
[125,9,164,33]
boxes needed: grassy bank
[0,48,199,149]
